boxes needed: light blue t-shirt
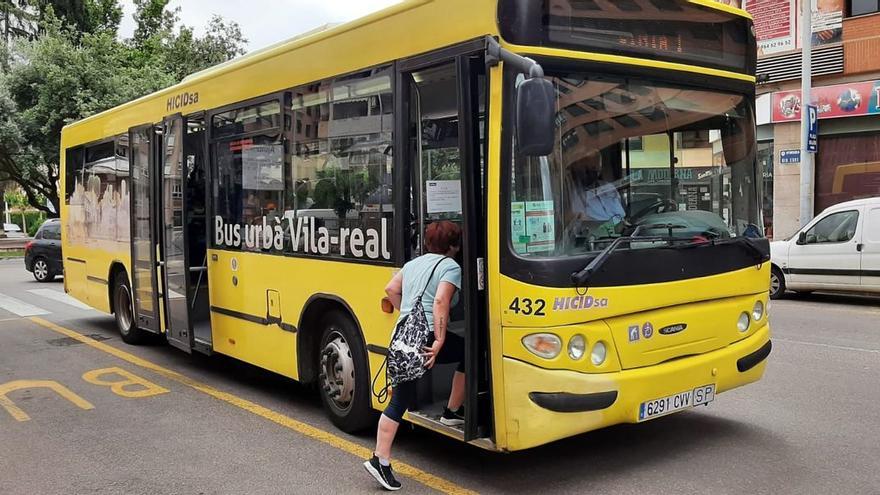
[396,253,461,330]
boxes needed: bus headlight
[737,312,751,332]
[591,341,607,366]
[752,300,765,321]
[522,333,562,359]
[568,334,586,360]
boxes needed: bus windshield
[508,71,761,259]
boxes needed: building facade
[747,0,880,239]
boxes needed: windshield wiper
[570,231,770,290]
[570,234,668,288]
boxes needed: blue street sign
[780,150,801,164]
[807,104,818,153]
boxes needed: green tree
[1,20,174,215]
[0,2,246,215]
[165,15,246,81]
[2,1,122,44]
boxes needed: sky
[118,0,403,53]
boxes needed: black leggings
[382,331,464,423]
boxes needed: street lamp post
[799,0,814,227]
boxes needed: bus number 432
[508,297,546,316]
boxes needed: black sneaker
[364,454,402,491]
[439,406,464,426]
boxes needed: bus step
[406,410,465,441]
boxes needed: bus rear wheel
[317,311,373,433]
[113,271,149,345]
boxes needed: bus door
[159,114,212,353]
[160,115,192,352]
[128,124,163,335]
[397,42,490,442]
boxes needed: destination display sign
[498,0,754,74]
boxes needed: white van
[770,197,880,299]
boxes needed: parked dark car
[24,219,62,282]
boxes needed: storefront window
[815,132,880,213]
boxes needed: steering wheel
[630,198,677,223]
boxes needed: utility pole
[798,0,814,227]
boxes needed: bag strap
[415,256,449,303]
[371,315,412,404]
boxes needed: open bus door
[128,124,163,336]
[128,115,211,353]
[160,115,193,353]
[160,114,212,353]
[397,40,492,444]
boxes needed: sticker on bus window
[525,201,555,253]
[511,202,527,254]
[425,180,462,214]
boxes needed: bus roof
[62,0,750,142]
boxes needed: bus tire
[113,271,149,345]
[317,311,374,433]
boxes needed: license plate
[638,384,715,422]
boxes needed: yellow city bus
[60,0,772,451]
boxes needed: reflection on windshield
[510,73,761,258]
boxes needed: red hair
[424,221,461,255]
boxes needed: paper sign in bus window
[525,201,555,253]
[242,144,284,191]
[511,202,527,254]
[426,180,462,214]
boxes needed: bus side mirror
[516,77,556,157]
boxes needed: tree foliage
[0,1,247,215]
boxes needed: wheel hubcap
[320,330,355,412]
[116,284,133,334]
[34,261,47,280]
[770,273,780,294]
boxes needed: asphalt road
[0,258,878,494]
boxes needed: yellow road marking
[83,367,170,398]
[0,379,95,422]
[30,317,476,495]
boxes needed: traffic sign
[806,104,818,153]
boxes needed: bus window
[211,98,285,253]
[214,132,285,252]
[82,140,118,241]
[65,147,84,204]
[410,62,465,257]
[289,66,395,262]
[212,100,282,139]
[115,135,131,244]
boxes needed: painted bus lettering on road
[82,367,170,399]
[0,380,94,422]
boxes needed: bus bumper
[500,324,771,451]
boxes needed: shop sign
[746,0,796,55]
[630,168,709,183]
[744,0,843,56]
[771,80,880,123]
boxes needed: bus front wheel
[113,271,149,345]
[317,311,373,433]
